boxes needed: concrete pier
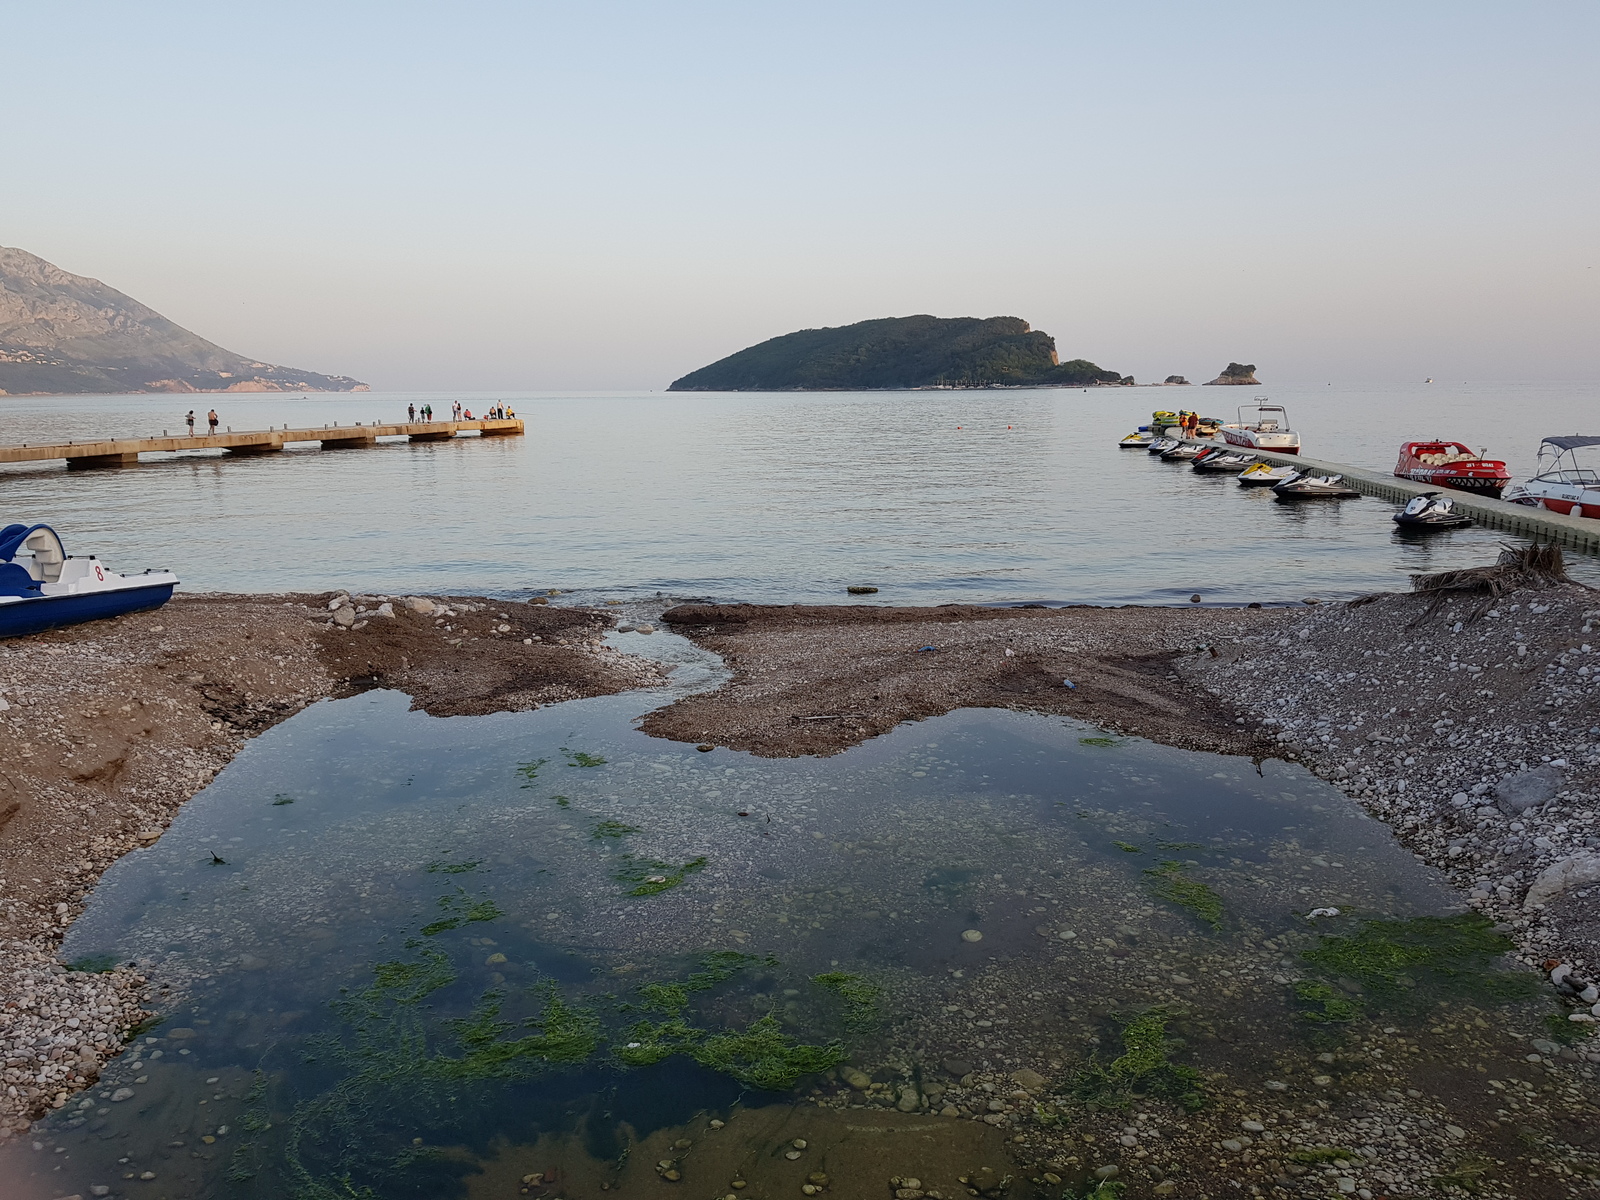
[0,418,523,471]
[1179,438,1600,553]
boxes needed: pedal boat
[0,524,178,639]
[1192,449,1257,474]
[1271,471,1360,500]
[1393,491,1472,530]
[1503,437,1600,519]
[1219,403,1300,454]
[1393,440,1510,497]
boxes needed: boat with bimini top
[1219,403,1300,454]
[1503,437,1600,519]
[0,524,178,638]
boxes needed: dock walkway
[0,418,524,470]
[1180,438,1600,553]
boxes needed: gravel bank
[1183,576,1600,1055]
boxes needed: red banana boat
[1393,440,1510,498]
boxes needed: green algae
[1293,980,1364,1024]
[1143,860,1223,930]
[425,859,480,875]
[637,951,764,1014]
[1111,841,1142,853]
[563,749,607,768]
[694,1015,845,1090]
[514,757,549,786]
[1078,737,1120,747]
[1300,913,1538,1011]
[813,971,884,1032]
[419,889,504,937]
[615,854,707,896]
[1287,1146,1358,1164]
[66,953,119,974]
[592,820,640,840]
[1432,1158,1494,1194]
[271,794,296,805]
[1063,1010,1204,1112]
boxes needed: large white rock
[1524,854,1600,910]
[404,596,436,615]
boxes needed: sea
[2,379,1596,605]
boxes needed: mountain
[0,246,365,395]
[667,315,1127,391]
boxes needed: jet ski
[1237,462,1297,487]
[1159,441,1205,462]
[1271,471,1361,499]
[1192,449,1257,474]
[1393,491,1472,530]
[1119,428,1154,448]
[1146,436,1180,454]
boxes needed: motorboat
[1219,403,1300,454]
[1393,440,1510,497]
[1193,449,1257,474]
[1146,436,1180,454]
[1238,462,1297,487]
[1393,491,1472,530]
[1503,436,1600,519]
[1271,471,1360,499]
[1119,428,1154,448]
[0,524,178,638]
[1159,441,1206,462]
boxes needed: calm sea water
[1,381,1596,604]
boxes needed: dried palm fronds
[1411,543,1569,598]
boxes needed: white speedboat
[1272,471,1360,499]
[1238,462,1297,487]
[0,524,178,638]
[1503,436,1600,519]
[1219,403,1300,454]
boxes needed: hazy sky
[4,2,1596,389]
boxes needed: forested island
[668,315,1128,391]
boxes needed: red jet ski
[1393,440,1510,498]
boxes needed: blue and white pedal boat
[0,524,178,638]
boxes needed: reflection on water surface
[13,686,1596,1198]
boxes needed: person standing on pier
[185,410,195,436]
[207,409,219,434]
[408,403,416,421]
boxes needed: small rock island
[1203,362,1261,386]
[668,315,1128,391]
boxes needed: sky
[2,1,1597,390]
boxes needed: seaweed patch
[614,854,707,896]
[1062,1010,1204,1112]
[812,971,884,1033]
[420,889,504,936]
[1143,860,1223,930]
[1300,913,1537,1010]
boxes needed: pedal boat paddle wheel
[1392,440,1511,497]
[1503,437,1600,519]
[0,524,178,638]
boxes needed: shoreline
[3,571,1597,1147]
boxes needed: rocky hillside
[668,315,1127,391]
[1204,362,1261,385]
[0,246,365,395]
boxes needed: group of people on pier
[405,402,515,422]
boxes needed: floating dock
[0,418,524,471]
[1180,438,1600,554]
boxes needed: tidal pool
[11,671,1596,1199]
